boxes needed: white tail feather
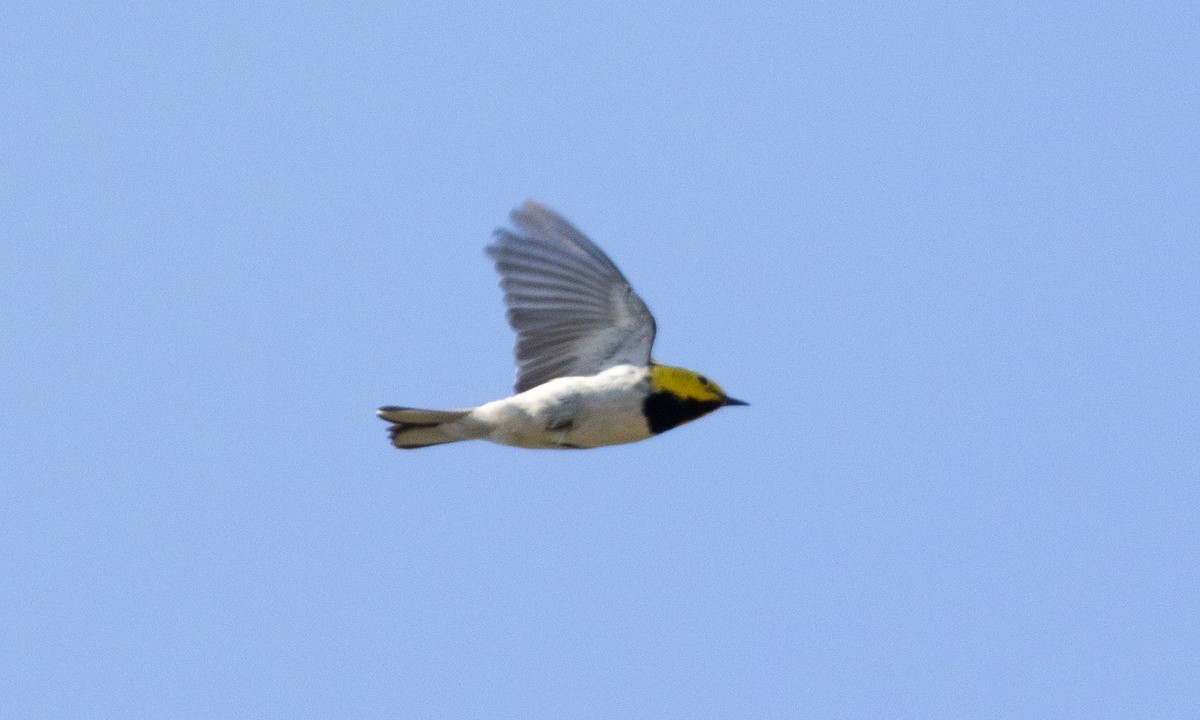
[377,406,474,449]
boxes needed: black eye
[698,376,709,386]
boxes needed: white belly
[468,365,653,449]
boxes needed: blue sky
[3,2,1197,717]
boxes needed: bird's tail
[377,406,475,449]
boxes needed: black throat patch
[642,392,723,434]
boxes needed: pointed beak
[723,397,749,407]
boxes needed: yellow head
[644,364,747,434]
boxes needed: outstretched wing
[486,201,657,393]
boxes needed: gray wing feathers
[487,201,656,393]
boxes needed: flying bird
[378,201,746,449]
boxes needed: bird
[378,201,746,449]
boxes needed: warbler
[378,201,746,449]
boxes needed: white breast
[469,365,653,448]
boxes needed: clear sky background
[3,2,1198,718]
